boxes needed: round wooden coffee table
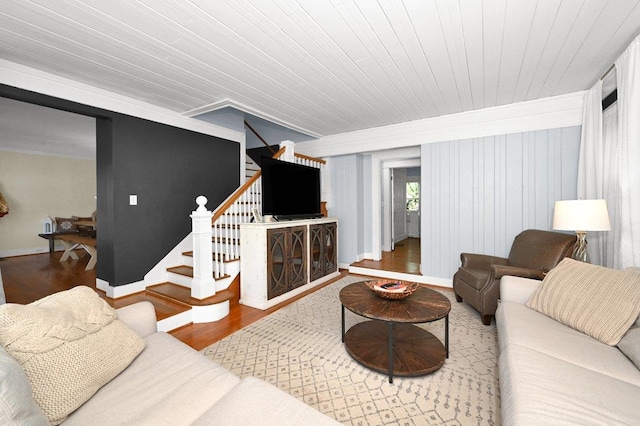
[339,281,451,383]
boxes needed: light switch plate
[129,195,137,205]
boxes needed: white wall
[421,126,581,280]
[0,150,97,256]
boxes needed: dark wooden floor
[1,240,421,351]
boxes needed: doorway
[381,161,421,274]
[350,237,420,274]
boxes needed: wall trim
[0,247,58,258]
[369,147,421,260]
[347,266,453,288]
[183,98,322,139]
[97,278,146,299]
[296,91,585,158]
[0,60,244,143]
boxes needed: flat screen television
[261,156,321,220]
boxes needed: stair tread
[147,282,235,306]
[181,252,239,263]
[100,290,191,321]
[167,265,231,280]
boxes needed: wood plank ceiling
[1,0,640,139]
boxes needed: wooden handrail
[272,147,325,165]
[272,147,286,159]
[244,120,276,154]
[294,152,326,164]
[211,171,261,223]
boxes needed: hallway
[350,237,420,275]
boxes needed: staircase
[246,154,260,180]
[141,146,326,332]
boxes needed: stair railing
[201,146,325,281]
[210,172,262,279]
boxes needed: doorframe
[375,150,421,258]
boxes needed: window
[406,182,419,211]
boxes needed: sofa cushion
[526,258,640,345]
[0,346,49,426]
[0,286,145,425]
[618,319,640,370]
[496,301,640,386]
[192,376,340,426]
[499,344,640,425]
[63,332,241,425]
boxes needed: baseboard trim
[348,266,453,288]
[0,247,61,258]
[98,279,147,299]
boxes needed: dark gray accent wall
[106,115,239,285]
[1,85,240,287]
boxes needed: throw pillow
[0,286,146,425]
[526,258,640,346]
[54,217,77,233]
[618,318,640,370]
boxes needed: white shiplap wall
[421,126,581,280]
[329,154,364,267]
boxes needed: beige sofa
[496,272,640,425]
[1,299,340,425]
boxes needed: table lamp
[552,199,611,263]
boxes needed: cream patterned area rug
[201,275,500,425]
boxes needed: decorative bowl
[364,279,420,300]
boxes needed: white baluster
[212,219,218,279]
[225,211,230,262]
[215,221,222,278]
[231,202,237,259]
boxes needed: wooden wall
[421,126,581,279]
[327,125,581,281]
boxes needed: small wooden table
[339,282,451,383]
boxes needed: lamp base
[571,231,589,263]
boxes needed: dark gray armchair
[453,229,576,325]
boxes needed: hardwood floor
[350,237,421,274]
[1,250,97,304]
[1,240,421,351]
[0,251,350,350]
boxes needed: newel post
[280,140,295,162]
[190,196,215,299]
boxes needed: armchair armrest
[116,302,157,338]
[500,276,542,304]
[491,265,546,280]
[460,253,508,269]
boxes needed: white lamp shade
[553,199,612,231]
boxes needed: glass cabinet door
[288,226,307,290]
[267,229,288,299]
[309,225,324,281]
[323,222,337,274]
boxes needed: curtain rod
[600,63,616,80]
